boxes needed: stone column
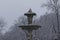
[27,30,32,40]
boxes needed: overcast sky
[0,0,48,33]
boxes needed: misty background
[0,0,60,40]
[0,0,48,33]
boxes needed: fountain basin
[19,24,41,30]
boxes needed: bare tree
[0,18,6,33]
[0,18,6,40]
[42,0,60,40]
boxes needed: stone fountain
[19,9,41,40]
